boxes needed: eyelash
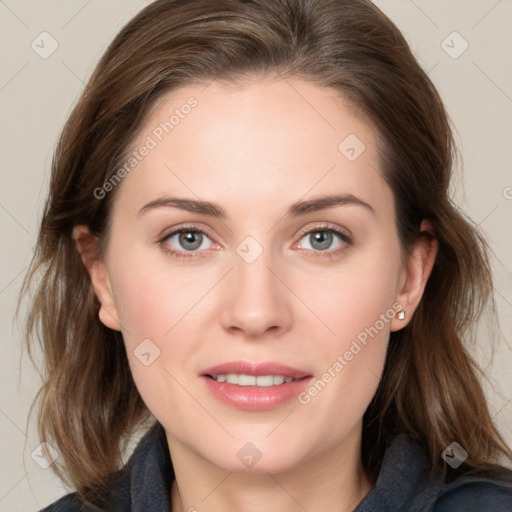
[157,223,353,261]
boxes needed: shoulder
[356,433,512,512]
[40,492,84,511]
[38,422,171,511]
[433,470,512,512]
[38,464,131,511]
[39,487,127,512]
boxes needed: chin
[197,434,313,475]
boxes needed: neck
[168,426,373,512]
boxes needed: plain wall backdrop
[1,0,511,510]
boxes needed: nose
[219,245,293,340]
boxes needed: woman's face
[84,77,423,474]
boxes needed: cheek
[310,245,401,349]
[105,247,214,417]
[113,271,169,344]
[108,243,211,344]
[299,243,400,410]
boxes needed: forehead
[111,77,392,221]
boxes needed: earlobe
[390,220,438,332]
[72,225,121,331]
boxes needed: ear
[73,225,121,331]
[390,219,438,332]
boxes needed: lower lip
[201,375,313,411]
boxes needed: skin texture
[75,77,437,512]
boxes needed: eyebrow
[137,193,376,218]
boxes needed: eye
[159,225,219,259]
[295,224,353,259]
[158,223,353,260]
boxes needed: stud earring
[397,310,406,320]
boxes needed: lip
[201,360,311,380]
[200,360,313,411]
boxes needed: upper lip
[201,360,311,379]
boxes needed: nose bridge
[219,235,293,338]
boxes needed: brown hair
[18,0,512,502]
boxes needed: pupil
[180,231,201,250]
[312,231,331,250]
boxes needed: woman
[19,0,512,510]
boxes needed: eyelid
[158,223,217,244]
[295,222,352,243]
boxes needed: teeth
[211,374,294,386]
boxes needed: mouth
[205,373,306,386]
[200,360,313,411]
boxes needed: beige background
[1,0,511,510]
